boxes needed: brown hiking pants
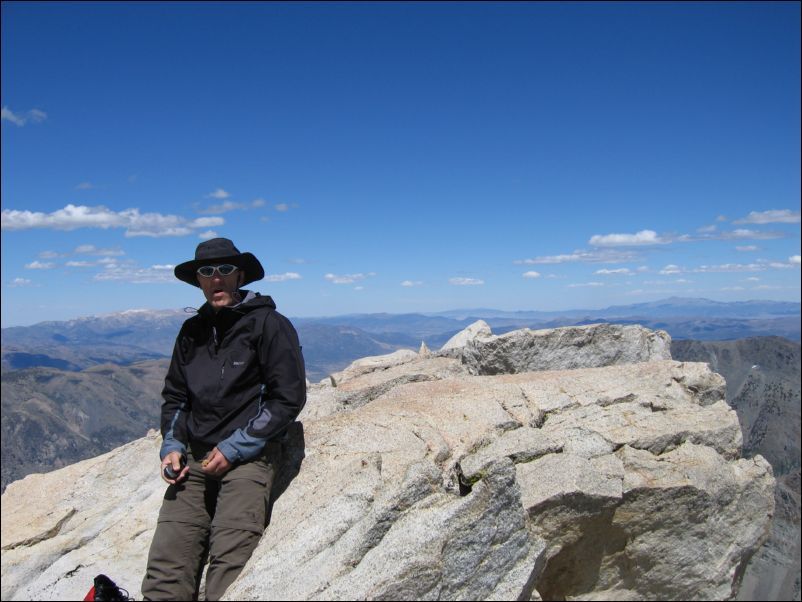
[141,441,280,601]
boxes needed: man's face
[197,264,244,310]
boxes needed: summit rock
[1,323,774,601]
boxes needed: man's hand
[201,447,232,478]
[161,451,189,484]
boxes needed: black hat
[174,238,264,287]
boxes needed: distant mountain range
[299,297,801,345]
[2,297,800,498]
[3,298,799,380]
[1,311,419,382]
[427,297,802,320]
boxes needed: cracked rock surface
[0,323,774,601]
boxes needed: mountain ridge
[3,297,799,378]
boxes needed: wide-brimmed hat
[174,238,264,287]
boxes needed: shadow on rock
[267,421,306,524]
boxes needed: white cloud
[275,203,290,212]
[265,272,302,282]
[2,204,125,230]
[568,282,604,288]
[691,262,777,273]
[66,261,93,267]
[28,109,47,123]
[188,217,225,229]
[522,271,541,279]
[790,255,801,265]
[753,284,799,291]
[677,229,785,243]
[2,106,47,126]
[198,201,245,214]
[2,106,25,126]
[93,262,178,284]
[9,278,33,287]
[401,280,423,287]
[75,182,96,190]
[449,277,484,286]
[198,230,218,240]
[515,249,639,265]
[716,215,728,222]
[197,199,267,214]
[39,250,62,259]
[594,268,632,275]
[207,188,231,199]
[659,264,683,275]
[589,229,667,247]
[25,261,55,269]
[74,244,125,256]
[325,273,374,284]
[354,286,365,291]
[722,229,785,240]
[640,279,684,287]
[1,204,225,237]
[697,224,717,233]
[695,263,759,273]
[735,245,759,252]
[734,209,801,224]
[745,277,761,282]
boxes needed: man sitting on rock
[141,238,306,601]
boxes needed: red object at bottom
[83,585,96,601]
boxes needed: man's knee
[204,527,262,600]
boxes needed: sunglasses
[197,264,239,278]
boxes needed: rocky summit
[1,323,775,601]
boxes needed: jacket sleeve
[216,312,306,464]
[159,327,191,460]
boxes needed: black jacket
[160,291,306,463]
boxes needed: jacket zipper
[212,326,225,380]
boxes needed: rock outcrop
[1,323,775,601]
[455,322,672,375]
[672,337,801,602]
[440,319,493,352]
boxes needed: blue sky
[2,2,800,327]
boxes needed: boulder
[460,323,671,375]
[328,348,419,386]
[440,319,493,352]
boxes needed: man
[141,238,306,601]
